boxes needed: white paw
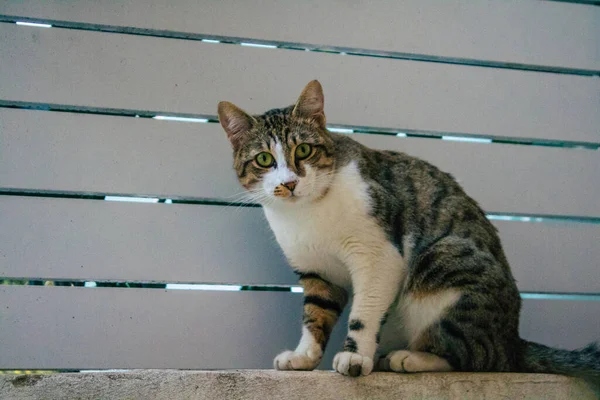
[333,351,373,377]
[383,350,453,373]
[384,350,412,372]
[274,347,322,371]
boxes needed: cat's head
[218,80,336,206]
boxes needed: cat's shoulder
[331,132,416,166]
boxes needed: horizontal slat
[2,109,599,216]
[0,287,304,369]
[0,196,294,285]
[0,286,598,369]
[496,221,600,294]
[0,286,348,370]
[1,25,598,143]
[1,0,598,70]
[520,298,600,350]
[1,196,599,293]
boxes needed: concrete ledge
[0,370,597,400]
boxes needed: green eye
[255,152,275,168]
[295,143,312,160]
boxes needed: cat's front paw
[274,348,322,371]
[333,351,373,377]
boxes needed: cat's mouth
[273,183,298,200]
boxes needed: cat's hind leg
[379,350,453,372]
[403,238,522,372]
[274,273,348,371]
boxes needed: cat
[217,80,600,387]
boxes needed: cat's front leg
[334,246,404,377]
[274,273,348,371]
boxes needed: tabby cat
[217,80,599,387]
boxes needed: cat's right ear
[217,101,256,149]
[293,80,326,129]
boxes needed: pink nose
[282,181,297,192]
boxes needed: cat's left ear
[218,101,256,149]
[292,80,326,129]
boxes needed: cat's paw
[381,350,453,373]
[333,351,373,377]
[273,348,322,371]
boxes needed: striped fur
[218,80,600,388]
[274,273,347,371]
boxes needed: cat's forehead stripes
[256,106,323,147]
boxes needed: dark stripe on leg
[343,337,358,353]
[304,295,343,315]
[349,319,364,331]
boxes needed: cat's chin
[279,195,301,204]
[268,194,313,207]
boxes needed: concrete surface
[0,370,597,400]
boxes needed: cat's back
[330,133,457,193]
[333,133,508,265]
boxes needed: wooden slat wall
[0,286,598,370]
[1,196,600,293]
[0,0,598,370]
[2,109,599,216]
[1,0,598,70]
[1,24,599,143]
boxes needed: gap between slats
[1,279,599,302]
[1,188,599,224]
[0,101,597,150]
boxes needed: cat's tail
[520,339,600,392]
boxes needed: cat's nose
[282,180,297,192]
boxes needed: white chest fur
[263,162,390,288]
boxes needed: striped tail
[521,339,600,394]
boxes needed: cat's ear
[292,80,326,128]
[218,101,256,148]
